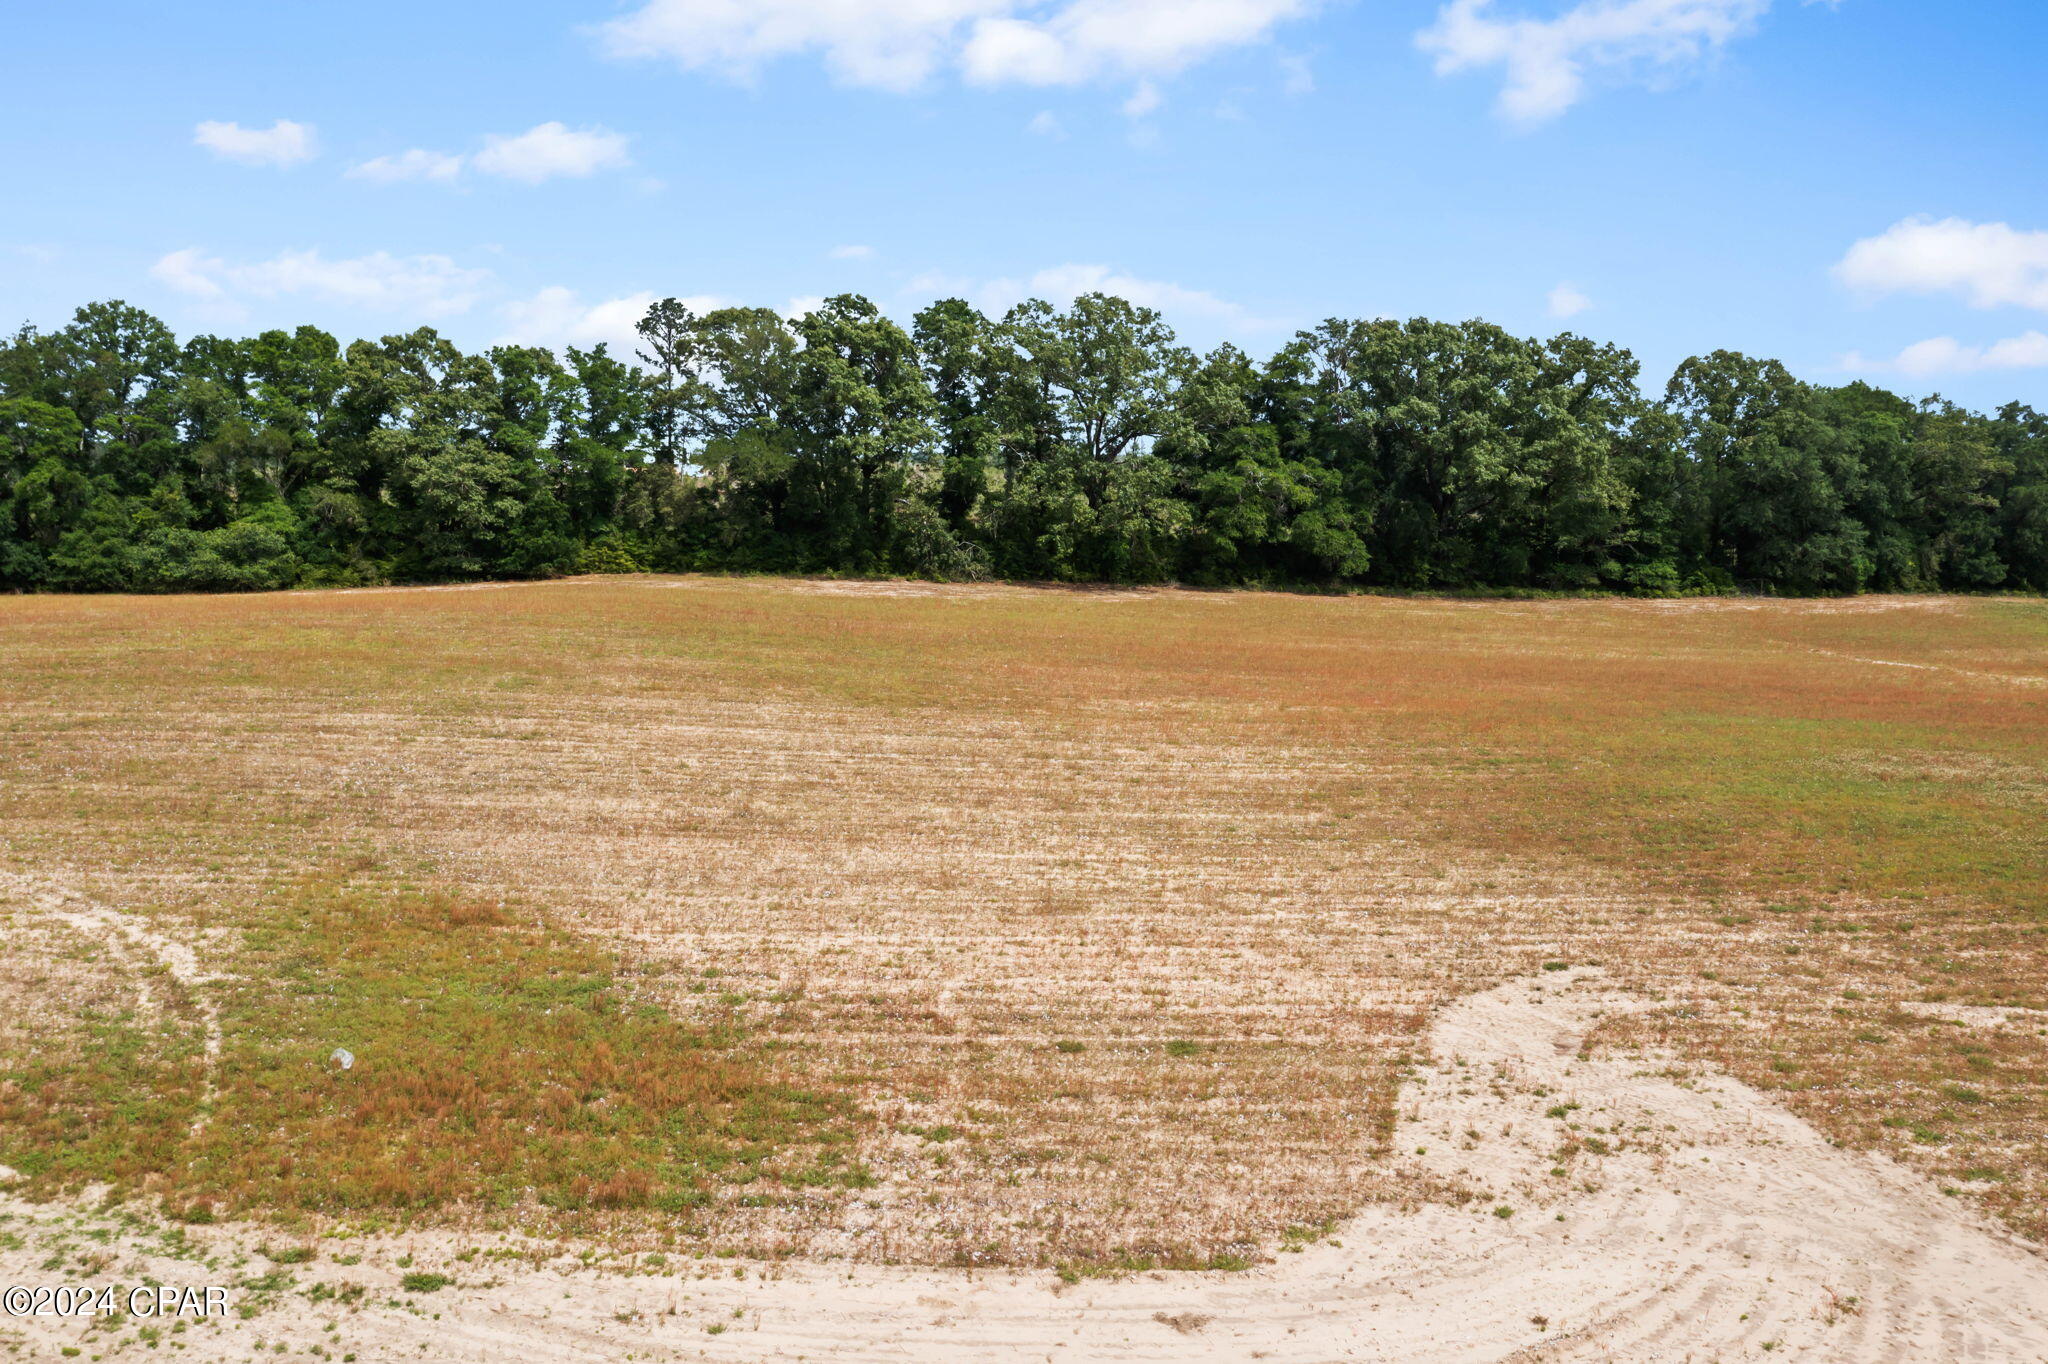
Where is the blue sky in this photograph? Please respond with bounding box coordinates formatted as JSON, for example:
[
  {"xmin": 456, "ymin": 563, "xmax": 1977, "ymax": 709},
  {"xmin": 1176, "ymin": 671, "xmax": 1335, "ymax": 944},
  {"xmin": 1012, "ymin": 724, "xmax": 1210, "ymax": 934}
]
[{"xmin": 4, "ymin": 0, "xmax": 2046, "ymax": 410}]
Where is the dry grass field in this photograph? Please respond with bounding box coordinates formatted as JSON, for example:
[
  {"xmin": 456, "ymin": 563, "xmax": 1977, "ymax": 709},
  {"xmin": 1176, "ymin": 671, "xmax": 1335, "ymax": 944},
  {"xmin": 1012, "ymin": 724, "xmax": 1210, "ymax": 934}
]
[{"xmin": 1, "ymin": 576, "xmax": 2045, "ymax": 1300}]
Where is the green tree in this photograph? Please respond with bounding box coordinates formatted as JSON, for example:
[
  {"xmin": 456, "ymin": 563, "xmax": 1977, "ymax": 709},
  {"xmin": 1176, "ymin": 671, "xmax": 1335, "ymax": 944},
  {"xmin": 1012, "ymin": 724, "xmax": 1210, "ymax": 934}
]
[
  {"xmin": 1272, "ymin": 318, "xmax": 1631, "ymax": 587},
  {"xmin": 635, "ymin": 297, "xmax": 697, "ymax": 468},
  {"xmin": 1990, "ymin": 403, "xmax": 2048, "ymax": 590},
  {"xmin": 1157, "ymin": 344, "xmax": 1367, "ymax": 583},
  {"xmin": 1665, "ymin": 352, "xmax": 1869, "ymax": 592},
  {"xmin": 4, "ymin": 289, "xmax": 2045, "ymax": 597},
  {"xmin": 555, "ymin": 343, "xmax": 645, "ymax": 544},
  {"xmin": 365, "ymin": 330, "xmax": 572, "ymax": 579},
  {"xmin": 911, "ymin": 298, "xmax": 1001, "ymax": 535},
  {"xmin": 49, "ymin": 302, "xmax": 186, "ymax": 492},
  {"xmin": 785, "ymin": 295, "xmax": 936, "ymax": 570},
  {"xmin": 1002, "ymin": 293, "xmax": 1188, "ymax": 466},
  {"xmin": 0, "ymin": 398, "xmax": 88, "ymax": 586}
]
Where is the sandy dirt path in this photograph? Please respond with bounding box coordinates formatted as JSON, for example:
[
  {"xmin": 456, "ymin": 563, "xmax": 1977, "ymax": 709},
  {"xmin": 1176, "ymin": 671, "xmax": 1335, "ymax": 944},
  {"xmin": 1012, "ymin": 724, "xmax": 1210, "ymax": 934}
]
[
  {"xmin": 40, "ymin": 889, "xmax": 226, "ymax": 1139},
  {"xmin": 6, "ymin": 967, "xmax": 2047, "ymax": 1361}
]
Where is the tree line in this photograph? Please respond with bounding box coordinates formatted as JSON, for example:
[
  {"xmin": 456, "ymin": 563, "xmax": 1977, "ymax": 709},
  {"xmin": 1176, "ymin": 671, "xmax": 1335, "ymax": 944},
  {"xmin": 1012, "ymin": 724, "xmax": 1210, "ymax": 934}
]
[{"xmin": 3, "ymin": 293, "xmax": 2045, "ymax": 595}]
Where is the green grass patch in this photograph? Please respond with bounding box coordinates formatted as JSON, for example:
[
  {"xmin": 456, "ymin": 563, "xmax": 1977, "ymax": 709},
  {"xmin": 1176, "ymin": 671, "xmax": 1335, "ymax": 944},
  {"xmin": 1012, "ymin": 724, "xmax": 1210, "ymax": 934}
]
[
  {"xmin": 0, "ymin": 995, "xmax": 205, "ymax": 1190},
  {"xmin": 1, "ymin": 878, "xmax": 863, "ymax": 1228}
]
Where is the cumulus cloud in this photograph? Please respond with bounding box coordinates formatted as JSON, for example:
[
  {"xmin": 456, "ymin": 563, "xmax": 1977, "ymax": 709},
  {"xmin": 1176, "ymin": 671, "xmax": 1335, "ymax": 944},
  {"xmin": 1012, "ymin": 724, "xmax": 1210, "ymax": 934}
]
[
  {"xmin": 346, "ymin": 148, "xmax": 466, "ymax": 183},
  {"xmin": 1835, "ymin": 216, "xmax": 2048, "ymax": 313},
  {"xmin": 597, "ymin": 0, "xmax": 1309, "ymax": 95},
  {"xmin": 193, "ymin": 119, "xmax": 317, "ymax": 167},
  {"xmin": 983, "ymin": 0, "xmax": 1311, "ymax": 86},
  {"xmin": 1027, "ymin": 109, "xmax": 1067, "ymax": 137},
  {"xmin": 150, "ymin": 247, "xmax": 491, "ymax": 317},
  {"xmin": 499, "ymin": 288, "xmax": 754, "ymax": 356},
  {"xmin": 596, "ymin": 0, "xmax": 1001, "ymax": 90},
  {"xmin": 1417, "ymin": 0, "xmax": 1770, "ymax": 125},
  {"xmin": 1842, "ymin": 332, "xmax": 2048, "ymax": 380},
  {"xmin": 473, "ymin": 123, "xmax": 631, "ymax": 184},
  {"xmin": 829, "ymin": 244, "xmax": 876, "ymax": 259},
  {"xmin": 502, "ymin": 288, "xmax": 673, "ymax": 355},
  {"xmin": 1547, "ymin": 282, "xmax": 1592, "ymax": 318}
]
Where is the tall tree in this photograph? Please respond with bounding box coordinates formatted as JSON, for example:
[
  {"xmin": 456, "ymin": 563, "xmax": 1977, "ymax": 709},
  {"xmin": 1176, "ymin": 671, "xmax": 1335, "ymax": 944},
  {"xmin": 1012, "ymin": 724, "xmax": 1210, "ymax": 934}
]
[
  {"xmin": 785, "ymin": 295, "xmax": 936, "ymax": 569},
  {"xmin": 911, "ymin": 298, "xmax": 1001, "ymax": 534},
  {"xmin": 4, "ymin": 290, "xmax": 2046, "ymax": 596},
  {"xmin": 635, "ymin": 298, "xmax": 698, "ymax": 468},
  {"xmin": 1156, "ymin": 343, "xmax": 1367, "ymax": 583},
  {"xmin": 1666, "ymin": 352, "xmax": 1869, "ymax": 592},
  {"xmin": 1990, "ymin": 403, "xmax": 2048, "ymax": 591}
]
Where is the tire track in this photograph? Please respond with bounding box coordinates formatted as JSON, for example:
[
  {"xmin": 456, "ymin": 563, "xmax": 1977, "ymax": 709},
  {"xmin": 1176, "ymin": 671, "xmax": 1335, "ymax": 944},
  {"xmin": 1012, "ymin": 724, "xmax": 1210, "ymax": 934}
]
[
  {"xmin": 7, "ymin": 967, "xmax": 2047, "ymax": 1360},
  {"xmin": 6, "ymin": 874, "xmax": 223, "ymax": 1140}
]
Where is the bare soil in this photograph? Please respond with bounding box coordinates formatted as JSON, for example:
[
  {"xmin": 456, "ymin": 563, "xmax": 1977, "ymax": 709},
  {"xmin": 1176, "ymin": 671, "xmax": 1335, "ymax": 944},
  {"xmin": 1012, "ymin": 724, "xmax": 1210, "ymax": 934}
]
[{"xmin": 6, "ymin": 968, "xmax": 2045, "ymax": 1361}]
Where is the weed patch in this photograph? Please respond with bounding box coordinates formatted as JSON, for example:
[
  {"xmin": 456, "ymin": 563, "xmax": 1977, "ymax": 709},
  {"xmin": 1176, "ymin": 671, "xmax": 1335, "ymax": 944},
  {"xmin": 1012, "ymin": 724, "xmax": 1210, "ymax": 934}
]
[{"xmin": 0, "ymin": 878, "xmax": 862, "ymax": 1230}]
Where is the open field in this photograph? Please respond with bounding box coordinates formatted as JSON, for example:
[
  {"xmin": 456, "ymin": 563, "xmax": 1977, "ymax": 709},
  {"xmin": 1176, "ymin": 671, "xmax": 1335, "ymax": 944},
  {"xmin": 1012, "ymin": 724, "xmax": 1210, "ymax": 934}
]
[{"xmin": 2, "ymin": 577, "xmax": 2046, "ymax": 1358}]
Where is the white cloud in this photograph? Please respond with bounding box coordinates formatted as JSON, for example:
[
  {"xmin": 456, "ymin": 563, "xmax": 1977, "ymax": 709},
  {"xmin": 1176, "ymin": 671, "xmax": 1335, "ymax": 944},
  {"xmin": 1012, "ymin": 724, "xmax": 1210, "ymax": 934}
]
[
  {"xmin": 1277, "ymin": 51, "xmax": 1315, "ymax": 95},
  {"xmin": 502, "ymin": 288, "xmax": 647, "ymax": 355},
  {"xmin": 1842, "ymin": 332, "xmax": 2048, "ymax": 379},
  {"xmin": 1835, "ymin": 216, "xmax": 2048, "ymax": 313},
  {"xmin": 954, "ymin": 16, "xmax": 1074, "ymax": 84},
  {"xmin": 597, "ymin": 0, "xmax": 1309, "ymax": 94},
  {"xmin": 1026, "ymin": 264, "xmax": 1265, "ymax": 321},
  {"xmin": 347, "ymin": 148, "xmax": 466, "ymax": 183},
  {"xmin": 150, "ymin": 247, "xmax": 492, "ymax": 317},
  {"xmin": 964, "ymin": 0, "xmax": 1311, "ymax": 87},
  {"xmin": 784, "ymin": 295, "xmax": 828, "ymax": 320},
  {"xmin": 1122, "ymin": 80, "xmax": 1163, "ymax": 117},
  {"xmin": 1832, "ymin": 218, "xmax": 2048, "ymax": 380},
  {"xmin": 150, "ymin": 249, "xmax": 232, "ymax": 302},
  {"xmin": 1547, "ymin": 281, "xmax": 1592, "ymax": 318},
  {"xmin": 597, "ymin": 0, "xmax": 1004, "ymax": 91},
  {"xmin": 911, "ymin": 263, "xmax": 1281, "ymax": 331},
  {"xmin": 499, "ymin": 288, "xmax": 731, "ymax": 356},
  {"xmin": 473, "ymin": 123, "xmax": 631, "ymax": 184},
  {"xmin": 829, "ymin": 243, "xmax": 875, "ymax": 259},
  {"xmin": 1417, "ymin": 0, "xmax": 1769, "ymax": 125},
  {"xmin": 1028, "ymin": 109, "xmax": 1067, "ymax": 137},
  {"xmin": 193, "ymin": 119, "xmax": 317, "ymax": 167}
]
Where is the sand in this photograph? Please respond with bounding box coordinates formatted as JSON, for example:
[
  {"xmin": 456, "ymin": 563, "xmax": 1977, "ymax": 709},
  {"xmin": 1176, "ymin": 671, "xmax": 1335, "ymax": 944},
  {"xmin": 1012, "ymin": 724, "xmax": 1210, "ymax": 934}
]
[{"xmin": 7, "ymin": 966, "xmax": 2046, "ymax": 1362}]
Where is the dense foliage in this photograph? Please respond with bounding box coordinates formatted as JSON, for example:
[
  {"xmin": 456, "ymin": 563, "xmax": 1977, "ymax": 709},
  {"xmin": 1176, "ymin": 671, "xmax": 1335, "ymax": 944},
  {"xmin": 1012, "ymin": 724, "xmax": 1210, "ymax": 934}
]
[{"xmin": 4, "ymin": 295, "xmax": 2045, "ymax": 594}]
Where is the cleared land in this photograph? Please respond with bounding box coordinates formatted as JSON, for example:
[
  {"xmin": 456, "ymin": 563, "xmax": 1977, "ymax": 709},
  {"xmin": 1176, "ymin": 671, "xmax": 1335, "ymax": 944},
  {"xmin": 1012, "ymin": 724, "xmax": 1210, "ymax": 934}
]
[{"xmin": 1, "ymin": 577, "xmax": 2045, "ymax": 1359}]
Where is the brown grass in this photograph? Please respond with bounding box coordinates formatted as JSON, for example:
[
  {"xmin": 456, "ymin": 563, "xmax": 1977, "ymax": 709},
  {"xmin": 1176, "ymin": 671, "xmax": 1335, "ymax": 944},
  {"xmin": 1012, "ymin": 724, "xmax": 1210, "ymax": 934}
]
[{"xmin": 0, "ymin": 577, "xmax": 2042, "ymax": 1261}]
